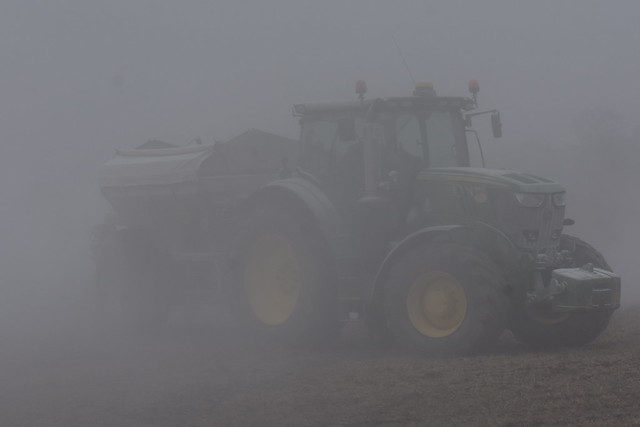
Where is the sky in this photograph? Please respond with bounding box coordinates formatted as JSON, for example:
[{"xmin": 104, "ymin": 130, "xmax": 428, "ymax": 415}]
[{"xmin": 1, "ymin": 0, "xmax": 639, "ymax": 296}]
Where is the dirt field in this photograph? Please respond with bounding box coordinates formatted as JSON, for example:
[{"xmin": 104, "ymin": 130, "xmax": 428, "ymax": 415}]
[{"xmin": 1, "ymin": 291, "xmax": 639, "ymax": 427}]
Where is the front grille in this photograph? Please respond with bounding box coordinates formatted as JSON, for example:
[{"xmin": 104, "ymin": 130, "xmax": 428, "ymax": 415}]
[{"xmin": 495, "ymin": 192, "xmax": 565, "ymax": 251}]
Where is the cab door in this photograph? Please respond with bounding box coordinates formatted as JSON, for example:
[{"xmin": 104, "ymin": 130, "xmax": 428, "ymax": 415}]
[{"xmin": 299, "ymin": 116, "xmax": 365, "ymax": 208}]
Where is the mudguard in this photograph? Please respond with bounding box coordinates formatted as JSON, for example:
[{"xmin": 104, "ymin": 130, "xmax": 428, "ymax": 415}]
[
  {"xmin": 370, "ymin": 226, "xmax": 468, "ymax": 302},
  {"xmin": 241, "ymin": 176, "xmax": 358, "ymax": 261},
  {"xmin": 368, "ymin": 222, "xmax": 519, "ymax": 305}
]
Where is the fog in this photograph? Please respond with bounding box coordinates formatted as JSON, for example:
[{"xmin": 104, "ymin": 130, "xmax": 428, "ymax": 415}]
[{"xmin": 1, "ymin": 1, "xmax": 639, "ymax": 425}]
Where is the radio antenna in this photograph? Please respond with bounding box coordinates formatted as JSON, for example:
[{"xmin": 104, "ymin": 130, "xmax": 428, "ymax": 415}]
[{"xmin": 392, "ymin": 34, "xmax": 416, "ymax": 85}]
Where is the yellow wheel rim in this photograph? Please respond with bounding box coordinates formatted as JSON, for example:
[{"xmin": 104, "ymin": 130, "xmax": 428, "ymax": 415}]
[
  {"xmin": 244, "ymin": 232, "xmax": 300, "ymax": 325},
  {"xmin": 406, "ymin": 271, "xmax": 468, "ymax": 338}
]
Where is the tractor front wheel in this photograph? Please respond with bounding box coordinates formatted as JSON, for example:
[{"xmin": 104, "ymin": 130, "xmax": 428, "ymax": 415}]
[
  {"xmin": 383, "ymin": 243, "xmax": 508, "ymax": 356},
  {"xmin": 510, "ymin": 235, "xmax": 615, "ymax": 348}
]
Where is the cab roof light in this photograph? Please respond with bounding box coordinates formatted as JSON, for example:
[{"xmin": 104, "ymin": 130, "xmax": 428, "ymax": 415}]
[
  {"xmin": 468, "ymin": 79, "xmax": 479, "ymax": 94},
  {"xmin": 468, "ymin": 80, "xmax": 479, "ymax": 106},
  {"xmin": 355, "ymin": 80, "xmax": 367, "ymax": 96},
  {"xmin": 356, "ymin": 80, "xmax": 367, "ymax": 105},
  {"xmin": 292, "ymin": 104, "xmax": 306, "ymax": 116},
  {"xmin": 413, "ymin": 81, "xmax": 436, "ymax": 97}
]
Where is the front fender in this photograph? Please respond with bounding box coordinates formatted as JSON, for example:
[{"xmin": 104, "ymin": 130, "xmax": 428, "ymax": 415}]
[
  {"xmin": 369, "ymin": 225, "xmax": 472, "ymax": 304},
  {"xmin": 367, "ymin": 223, "xmax": 521, "ymax": 315},
  {"xmin": 367, "ymin": 221, "xmax": 520, "ymax": 310}
]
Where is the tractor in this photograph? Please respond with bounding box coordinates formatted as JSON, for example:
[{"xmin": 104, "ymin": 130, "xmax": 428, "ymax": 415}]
[{"xmin": 92, "ymin": 80, "xmax": 620, "ymax": 355}]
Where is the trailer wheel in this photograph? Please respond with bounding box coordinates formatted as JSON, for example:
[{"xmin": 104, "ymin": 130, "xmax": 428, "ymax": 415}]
[
  {"xmin": 510, "ymin": 235, "xmax": 615, "ymax": 348},
  {"xmin": 383, "ymin": 243, "xmax": 508, "ymax": 356},
  {"xmin": 226, "ymin": 206, "xmax": 338, "ymax": 347},
  {"xmin": 92, "ymin": 228, "xmax": 171, "ymax": 335}
]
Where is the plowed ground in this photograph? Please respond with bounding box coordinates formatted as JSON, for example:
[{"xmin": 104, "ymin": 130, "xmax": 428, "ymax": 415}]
[{"xmin": 1, "ymin": 293, "xmax": 639, "ymax": 427}]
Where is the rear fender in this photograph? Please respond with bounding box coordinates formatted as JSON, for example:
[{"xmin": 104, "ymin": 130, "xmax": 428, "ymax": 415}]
[{"xmin": 239, "ymin": 177, "xmax": 357, "ymax": 261}]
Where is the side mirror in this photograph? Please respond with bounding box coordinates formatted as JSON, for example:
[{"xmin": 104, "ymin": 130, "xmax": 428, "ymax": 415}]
[{"xmin": 491, "ymin": 113, "xmax": 502, "ymax": 138}]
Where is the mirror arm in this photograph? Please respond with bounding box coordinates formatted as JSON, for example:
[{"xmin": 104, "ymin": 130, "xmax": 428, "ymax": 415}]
[
  {"xmin": 465, "ymin": 109, "xmax": 499, "ymax": 120},
  {"xmin": 466, "ymin": 129, "xmax": 485, "ymax": 168}
]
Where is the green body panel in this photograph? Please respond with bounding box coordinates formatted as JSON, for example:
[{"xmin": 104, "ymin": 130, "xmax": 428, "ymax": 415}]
[
  {"xmin": 411, "ymin": 167, "xmax": 566, "ymax": 251},
  {"xmin": 418, "ymin": 167, "xmax": 565, "ymax": 194}
]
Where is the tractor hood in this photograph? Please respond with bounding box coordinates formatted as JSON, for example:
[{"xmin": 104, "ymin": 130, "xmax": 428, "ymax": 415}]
[{"xmin": 417, "ymin": 167, "xmax": 565, "ymax": 194}]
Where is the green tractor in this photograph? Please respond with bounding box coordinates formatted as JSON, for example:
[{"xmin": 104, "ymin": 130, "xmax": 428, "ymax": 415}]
[{"xmin": 93, "ymin": 80, "xmax": 620, "ymax": 355}]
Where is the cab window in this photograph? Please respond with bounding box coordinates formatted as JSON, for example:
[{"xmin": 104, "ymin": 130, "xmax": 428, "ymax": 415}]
[
  {"xmin": 395, "ymin": 114, "xmax": 423, "ymax": 160},
  {"xmin": 425, "ymin": 110, "xmax": 459, "ymax": 168},
  {"xmin": 300, "ymin": 117, "xmax": 363, "ymax": 182}
]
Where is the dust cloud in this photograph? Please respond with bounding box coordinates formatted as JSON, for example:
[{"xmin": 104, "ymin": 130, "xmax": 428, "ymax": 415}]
[{"xmin": 0, "ymin": 1, "xmax": 639, "ymax": 425}]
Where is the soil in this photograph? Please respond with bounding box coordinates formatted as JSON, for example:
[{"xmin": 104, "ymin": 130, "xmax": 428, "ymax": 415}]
[{"xmin": 1, "ymin": 292, "xmax": 639, "ymax": 427}]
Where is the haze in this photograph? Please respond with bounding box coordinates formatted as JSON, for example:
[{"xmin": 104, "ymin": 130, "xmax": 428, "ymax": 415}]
[{"xmin": 1, "ymin": 1, "xmax": 639, "ymax": 425}]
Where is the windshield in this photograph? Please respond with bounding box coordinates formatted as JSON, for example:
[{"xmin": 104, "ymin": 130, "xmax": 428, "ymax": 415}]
[
  {"xmin": 424, "ymin": 110, "xmax": 459, "ymax": 167},
  {"xmin": 300, "ymin": 108, "xmax": 467, "ymax": 178},
  {"xmin": 386, "ymin": 109, "xmax": 464, "ymax": 168}
]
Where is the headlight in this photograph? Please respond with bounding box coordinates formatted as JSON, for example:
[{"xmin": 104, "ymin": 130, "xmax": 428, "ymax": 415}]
[
  {"xmin": 515, "ymin": 193, "xmax": 545, "ymax": 208},
  {"xmin": 552, "ymin": 192, "xmax": 566, "ymax": 207}
]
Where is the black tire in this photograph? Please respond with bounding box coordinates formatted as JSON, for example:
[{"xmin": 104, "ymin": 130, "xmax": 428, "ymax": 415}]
[
  {"xmin": 363, "ymin": 302, "xmax": 395, "ymax": 347},
  {"xmin": 224, "ymin": 206, "xmax": 339, "ymax": 347},
  {"xmin": 510, "ymin": 235, "xmax": 615, "ymax": 348},
  {"xmin": 383, "ymin": 243, "xmax": 508, "ymax": 356},
  {"xmin": 560, "ymin": 234, "xmax": 611, "ymax": 271},
  {"xmin": 92, "ymin": 228, "xmax": 172, "ymax": 335}
]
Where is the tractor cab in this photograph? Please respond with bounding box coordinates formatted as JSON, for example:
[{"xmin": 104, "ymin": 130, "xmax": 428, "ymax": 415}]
[
  {"xmin": 293, "ymin": 82, "xmax": 475, "ymax": 209},
  {"xmin": 293, "ymin": 81, "xmax": 484, "ymax": 241}
]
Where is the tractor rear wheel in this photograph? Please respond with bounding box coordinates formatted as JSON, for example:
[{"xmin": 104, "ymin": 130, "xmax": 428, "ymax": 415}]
[
  {"xmin": 225, "ymin": 206, "xmax": 339, "ymax": 347},
  {"xmin": 510, "ymin": 235, "xmax": 615, "ymax": 348},
  {"xmin": 383, "ymin": 243, "xmax": 508, "ymax": 356}
]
